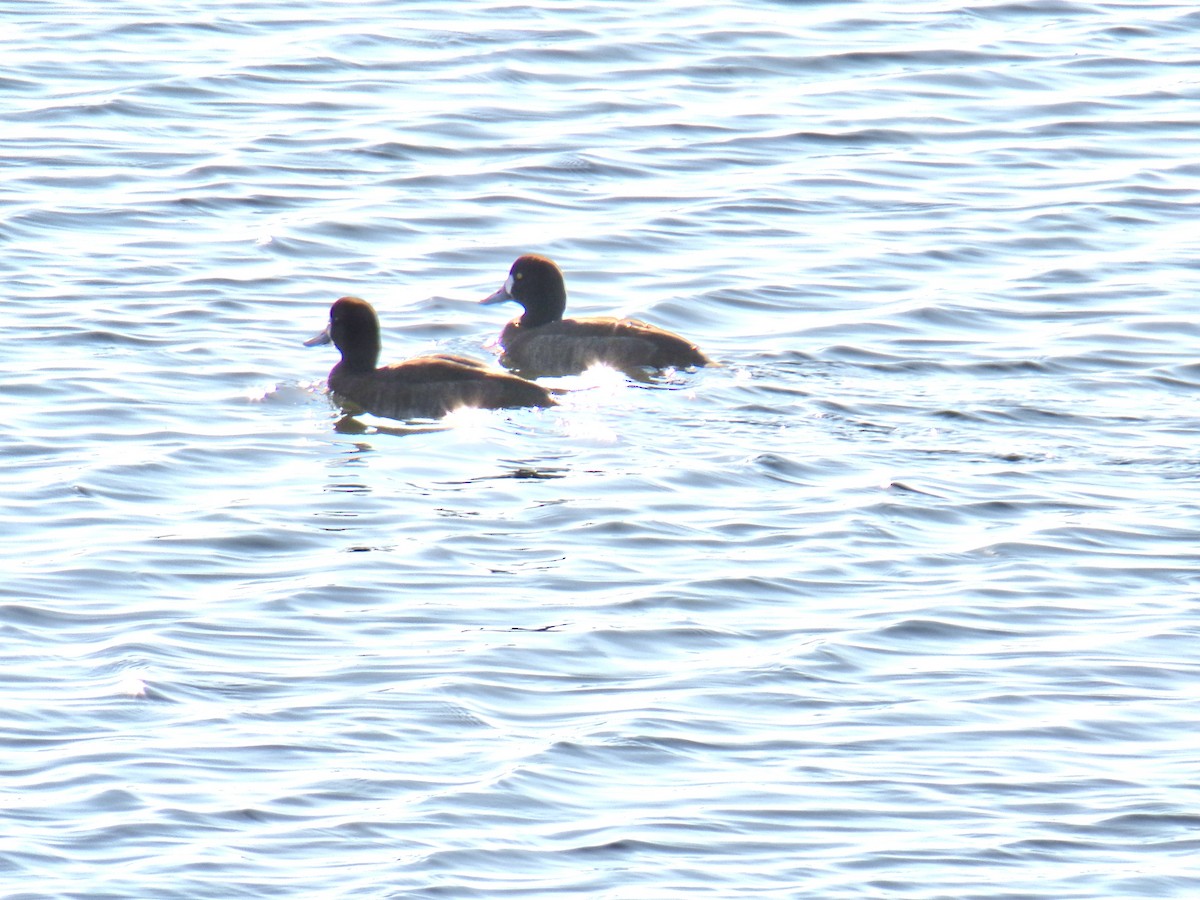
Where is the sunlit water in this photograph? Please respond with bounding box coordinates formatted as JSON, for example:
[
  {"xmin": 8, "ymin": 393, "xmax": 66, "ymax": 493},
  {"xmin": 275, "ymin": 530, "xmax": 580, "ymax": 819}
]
[{"xmin": 4, "ymin": 1, "xmax": 1200, "ymax": 897}]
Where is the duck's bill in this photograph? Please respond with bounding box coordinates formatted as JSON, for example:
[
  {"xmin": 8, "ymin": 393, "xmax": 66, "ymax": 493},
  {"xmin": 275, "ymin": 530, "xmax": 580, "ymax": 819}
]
[
  {"xmin": 304, "ymin": 325, "xmax": 332, "ymax": 346},
  {"xmin": 480, "ymin": 286, "xmax": 512, "ymax": 305}
]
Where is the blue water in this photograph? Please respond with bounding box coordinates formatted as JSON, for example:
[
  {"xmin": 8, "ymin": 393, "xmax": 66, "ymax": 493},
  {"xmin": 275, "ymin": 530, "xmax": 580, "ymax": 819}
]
[{"xmin": 4, "ymin": 1, "xmax": 1200, "ymax": 897}]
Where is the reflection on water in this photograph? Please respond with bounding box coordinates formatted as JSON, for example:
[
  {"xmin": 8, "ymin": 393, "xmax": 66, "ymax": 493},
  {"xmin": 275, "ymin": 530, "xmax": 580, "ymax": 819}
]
[{"xmin": 331, "ymin": 413, "xmax": 452, "ymax": 437}]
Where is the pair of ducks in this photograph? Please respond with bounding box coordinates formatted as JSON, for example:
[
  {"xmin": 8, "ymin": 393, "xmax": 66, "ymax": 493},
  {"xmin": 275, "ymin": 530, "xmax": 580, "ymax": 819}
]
[{"xmin": 306, "ymin": 255, "xmax": 711, "ymax": 421}]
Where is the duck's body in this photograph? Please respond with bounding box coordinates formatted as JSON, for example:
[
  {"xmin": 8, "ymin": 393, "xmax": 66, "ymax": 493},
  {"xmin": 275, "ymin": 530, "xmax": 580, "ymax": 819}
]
[
  {"xmin": 481, "ymin": 255, "xmax": 711, "ymax": 377},
  {"xmin": 306, "ymin": 296, "xmax": 556, "ymax": 420},
  {"xmin": 493, "ymin": 315, "xmax": 709, "ymax": 376}
]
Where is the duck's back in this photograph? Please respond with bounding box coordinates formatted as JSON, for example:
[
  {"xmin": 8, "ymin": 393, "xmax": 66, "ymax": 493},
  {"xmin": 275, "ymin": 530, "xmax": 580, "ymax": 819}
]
[
  {"xmin": 501, "ymin": 317, "xmax": 710, "ymax": 376},
  {"xmin": 330, "ymin": 354, "xmax": 555, "ymax": 419}
]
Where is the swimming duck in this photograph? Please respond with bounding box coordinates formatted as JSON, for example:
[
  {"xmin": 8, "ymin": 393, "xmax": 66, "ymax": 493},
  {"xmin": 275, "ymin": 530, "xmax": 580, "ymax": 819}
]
[
  {"xmin": 480, "ymin": 254, "xmax": 711, "ymax": 376},
  {"xmin": 305, "ymin": 296, "xmax": 557, "ymax": 420}
]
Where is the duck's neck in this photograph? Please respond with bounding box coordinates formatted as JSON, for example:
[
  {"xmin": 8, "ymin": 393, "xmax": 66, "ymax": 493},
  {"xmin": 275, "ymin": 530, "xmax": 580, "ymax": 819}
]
[
  {"xmin": 520, "ymin": 291, "xmax": 567, "ymax": 329},
  {"xmin": 340, "ymin": 339, "xmax": 379, "ymax": 372}
]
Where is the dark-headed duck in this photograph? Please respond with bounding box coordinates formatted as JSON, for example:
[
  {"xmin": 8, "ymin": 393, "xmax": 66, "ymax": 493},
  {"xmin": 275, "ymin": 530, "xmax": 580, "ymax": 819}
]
[
  {"xmin": 480, "ymin": 254, "xmax": 711, "ymax": 376},
  {"xmin": 306, "ymin": 296, "xmax": 556, "ymax": 420}
]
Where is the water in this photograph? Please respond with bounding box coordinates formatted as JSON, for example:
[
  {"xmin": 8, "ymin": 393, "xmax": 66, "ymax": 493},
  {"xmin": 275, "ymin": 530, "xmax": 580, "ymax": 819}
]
[{"xmin": 4, "ymin": 1, "xmax": 1200, "ymax": 896}]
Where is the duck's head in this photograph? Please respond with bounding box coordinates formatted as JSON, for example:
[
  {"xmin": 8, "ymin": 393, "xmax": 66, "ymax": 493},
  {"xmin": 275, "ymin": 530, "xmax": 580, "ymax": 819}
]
[
  {"xmin": 481, "ymin": 254, "xmax": 568, "ymax": 328},
  {"xmin": 305, "ymin": 296, "xmax": 380, "ymax": 371}
]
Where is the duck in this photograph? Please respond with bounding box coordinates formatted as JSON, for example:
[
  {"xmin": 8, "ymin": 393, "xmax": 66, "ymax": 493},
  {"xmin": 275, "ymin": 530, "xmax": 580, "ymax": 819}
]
[
  {"xmin": 305, "ymin": 296, "xmax": 557, "ymax": 420},
  {"xmin": 480, "ymin": 254, "xmax": 711, "ymax": 376}
]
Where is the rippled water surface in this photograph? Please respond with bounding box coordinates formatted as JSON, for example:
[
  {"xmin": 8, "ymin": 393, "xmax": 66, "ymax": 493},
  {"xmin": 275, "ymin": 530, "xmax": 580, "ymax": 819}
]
[{"xmin": 4, "ymin": 1, "xmax": 1200, "ymax": 897}]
